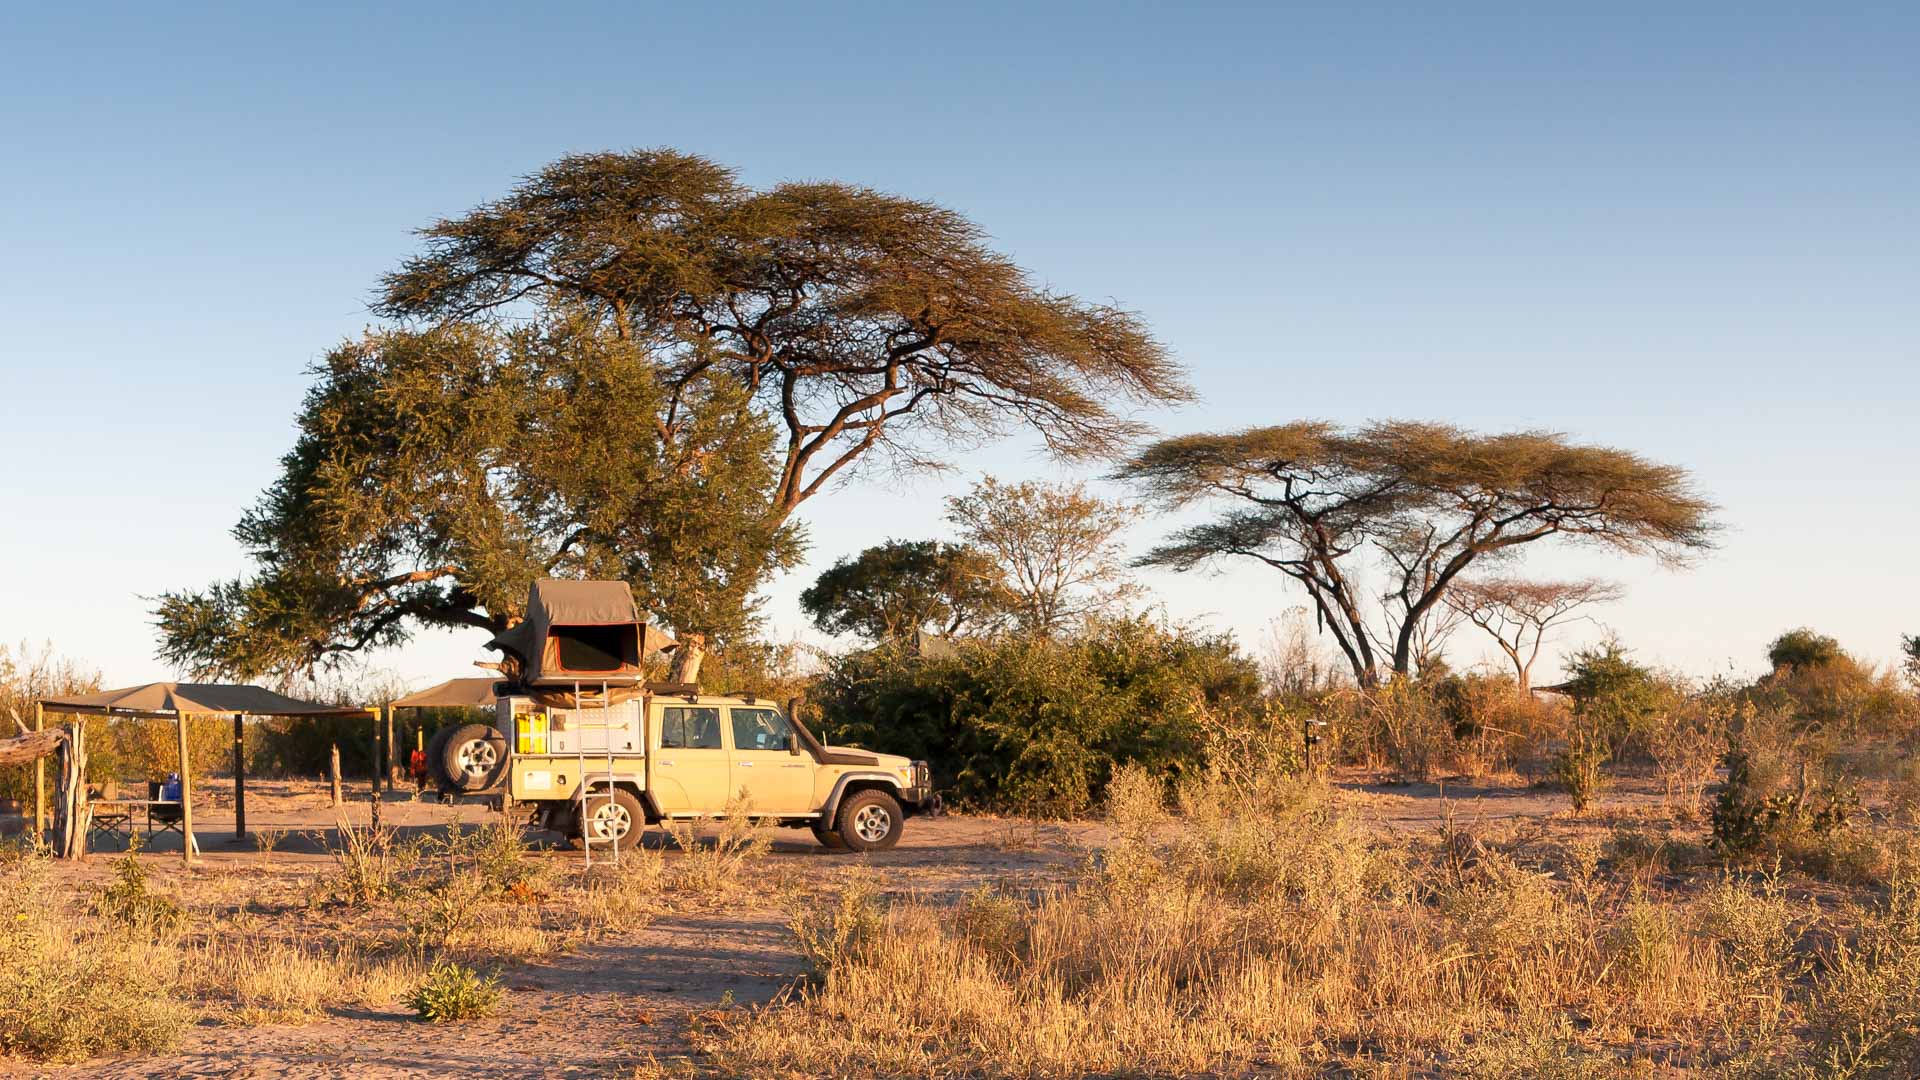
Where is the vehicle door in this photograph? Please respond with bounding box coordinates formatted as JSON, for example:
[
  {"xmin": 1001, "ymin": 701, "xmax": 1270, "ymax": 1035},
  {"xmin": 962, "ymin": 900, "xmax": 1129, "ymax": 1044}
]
[
  {"xmin": 726, "ymin": 706, "xmax": 815, "ymax": 815},
  {"xmin": 649, "ymin": 704, "xmax": 730, "ymax": 814}
]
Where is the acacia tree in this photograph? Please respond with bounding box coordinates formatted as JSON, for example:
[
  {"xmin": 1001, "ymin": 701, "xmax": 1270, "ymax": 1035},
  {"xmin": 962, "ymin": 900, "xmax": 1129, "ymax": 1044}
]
[
  {"xmin": 1116, "ymin": 421, "xmax": 1716, "ymax": 687},
  {"xmin": 153, "ymin": 320, "xmax": 802, "ymax": 679},
  {"xmin": 799, "ymin": 540, "xmax": 1008, "ymax": 644},
  {"xmin": 945, "ymin": 477, "xmax": 1138, "ymax": 638},
  {"xmin": 377, "ymin": 150, "xmax": 1191, "ymax": 522},
  {"xmin": 1445, "ymin": 576, "xmax": 1626, "ymax": 693},
  {"xmin": 1904, "ymin": 634, "xmax": 1920, "ymax": 689}
]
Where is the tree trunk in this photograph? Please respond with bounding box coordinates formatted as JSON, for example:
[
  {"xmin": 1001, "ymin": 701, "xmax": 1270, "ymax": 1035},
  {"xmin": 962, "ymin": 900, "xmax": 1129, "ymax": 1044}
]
[{"xmin": 669, "ymin": 632, "xmax": 708, "ymax": 685}]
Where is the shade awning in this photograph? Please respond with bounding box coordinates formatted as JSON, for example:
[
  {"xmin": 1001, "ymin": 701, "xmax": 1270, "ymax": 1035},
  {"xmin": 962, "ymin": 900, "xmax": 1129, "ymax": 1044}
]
[
  {"xmin": 391, "ymin": 678, "xmax": 499, "ymax": 709},
  {"xmin": 39, "ymin": 682, "xmax": 375, "ymax": 719}
]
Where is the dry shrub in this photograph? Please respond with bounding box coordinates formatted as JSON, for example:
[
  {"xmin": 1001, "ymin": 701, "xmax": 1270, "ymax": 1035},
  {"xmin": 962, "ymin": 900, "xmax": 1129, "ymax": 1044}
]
[
  {"xmin": 0, "ymin": 855, "xmax": 189, "ymax": 1062},
  {"xmin": 574, "ymin": 846, "xmax": 666, "ymax": 934},
  {"xmin": 699, "ymin": 756, "xmax": 1920, "ymax": 1077},
  {"xmin": 319, "ymin": 814, "xmax": 406, "ymax": 906},
  {"xmin": 663, "ymin": 800, "xmax": 773, "ymax": 898},
  {"xmin": 1645, "ymin": 692, "xmax": 1733, "ymax": 814}
]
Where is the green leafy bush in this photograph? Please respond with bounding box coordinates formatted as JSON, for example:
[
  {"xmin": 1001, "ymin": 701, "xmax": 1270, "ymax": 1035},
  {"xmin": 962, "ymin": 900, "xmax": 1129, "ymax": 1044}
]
[
  {"xmin": 812, "ymin": 615, "xmax": 1263, "ymax": 814},
  {"xmin": 406, "ymin": 962, "xmax": 501, "ymax": 1022}
]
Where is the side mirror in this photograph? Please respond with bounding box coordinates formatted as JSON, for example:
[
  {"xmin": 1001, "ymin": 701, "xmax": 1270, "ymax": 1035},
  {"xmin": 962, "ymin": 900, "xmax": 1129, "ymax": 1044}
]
[{"xmin": 788, "ymin": 732, "xmax": 801, "ymax": 755}]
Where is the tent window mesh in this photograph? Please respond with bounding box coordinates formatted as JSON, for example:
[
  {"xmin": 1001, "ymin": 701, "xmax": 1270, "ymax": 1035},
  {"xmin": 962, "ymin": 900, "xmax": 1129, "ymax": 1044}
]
[{"xmin": 551, "ymin": 624, "xmax": 635, "ymax": 672}]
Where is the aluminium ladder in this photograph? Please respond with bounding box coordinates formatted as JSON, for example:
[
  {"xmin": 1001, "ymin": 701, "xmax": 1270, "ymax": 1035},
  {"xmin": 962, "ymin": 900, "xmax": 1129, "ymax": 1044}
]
[{"xmin": 571, "ymin": 680, "xmax": 623, "ymax": 868}]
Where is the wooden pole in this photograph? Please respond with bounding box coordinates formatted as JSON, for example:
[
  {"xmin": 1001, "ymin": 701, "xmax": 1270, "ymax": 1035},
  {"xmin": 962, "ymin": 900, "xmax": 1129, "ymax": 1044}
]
[
  {"xmin": 329, "ymin": 744, "xmax": 342, "ymax": 807},
  {"xmin": 33, "ymin": 701, "xmax": 45, "ymax": 840},
  {"xmin": 232, "ymin": 712, "xmax": 247, "ymax": 843},
  {"xmin": 66, "ymin": 722, "xmax": 88, "ymax": 860},
  {"xmin": 177, "ymin": 711, "xmax": 197, "ymax": 865},
  {"xmin": 385, "ymin": 703, "xmax": 398, "ymax": 784},
  {"xmin": 369, "ymin": 708, "xmax": 382, "ymax": 836}
]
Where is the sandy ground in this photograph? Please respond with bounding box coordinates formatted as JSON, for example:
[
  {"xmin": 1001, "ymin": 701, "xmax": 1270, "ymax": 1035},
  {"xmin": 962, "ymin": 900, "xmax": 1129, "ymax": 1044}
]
[{"xmin": 3, "ymin": 773, "xmax": 1679, "ymax": 1079}]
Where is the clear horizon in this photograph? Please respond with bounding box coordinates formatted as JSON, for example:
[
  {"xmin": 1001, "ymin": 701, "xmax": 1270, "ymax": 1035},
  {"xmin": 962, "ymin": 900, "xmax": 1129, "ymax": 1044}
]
[{"xmin": 2, "ymin": 4, "xmax": 1914, "ymax": 691}]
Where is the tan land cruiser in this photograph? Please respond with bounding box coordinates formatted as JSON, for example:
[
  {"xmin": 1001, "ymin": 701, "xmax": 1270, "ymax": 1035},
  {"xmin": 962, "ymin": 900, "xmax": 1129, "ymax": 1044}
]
[{"xmin": 426, "ymin": 580, "xmax": 939, "ymax": 851}]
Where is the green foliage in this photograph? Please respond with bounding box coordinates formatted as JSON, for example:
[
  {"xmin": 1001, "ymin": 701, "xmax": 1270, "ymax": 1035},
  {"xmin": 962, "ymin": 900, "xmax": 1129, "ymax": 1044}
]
[
  {"xmin": 1556, "ymin": 640, "xmax": 1673, "ymax": 751},
  {"xmin": 405, "ymin": 962, "xmax": 501, "ymax": 1022},
  {"xmin": 155, "ymin": 318, "xmax": 802, "ymax": 678},
  {"xmin": 800, "ymin": 540, "xmax": 1008, "ymax": 643},
  {"xmin": 376, "ymin": 149, "xmax": 1189, "ymax": 524},
  {"xmin": 1768, "ymin": 627, "xmax": 1844, "ymax": 671},
  {"xmin": 1903, "ymin": 634, "xmax": 1920, "ymax": 689},
  {"xmin": 812, "ymin": 615, "xmax": 1263, "ymax": 814}
]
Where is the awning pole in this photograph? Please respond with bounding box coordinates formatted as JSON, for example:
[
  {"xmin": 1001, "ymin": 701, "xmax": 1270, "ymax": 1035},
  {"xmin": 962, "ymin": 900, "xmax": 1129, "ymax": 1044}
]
[
  {"xmin": 369, "ymin": 706, "xmax": 382, "ymax": 836},
  {"xmin": 177, "ymin": 711, "xmax": 197, "ymax": 865},
  {"xmin": 233, "ymin": 712, "xmax": 247, "ymax": 843}
]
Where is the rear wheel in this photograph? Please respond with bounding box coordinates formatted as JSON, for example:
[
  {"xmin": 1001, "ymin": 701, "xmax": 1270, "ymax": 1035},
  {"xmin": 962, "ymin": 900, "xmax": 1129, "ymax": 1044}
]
[
  {"xmin": 438, "ymin": 723, "xmax": 507, "ymax": 792},
  {"xmin": 835, "ymin": 789, "xmax": 903, "ymax": 852},
  {"xmin": 577, "ymin": 788, "xmax": 645, "ymax": 850}
]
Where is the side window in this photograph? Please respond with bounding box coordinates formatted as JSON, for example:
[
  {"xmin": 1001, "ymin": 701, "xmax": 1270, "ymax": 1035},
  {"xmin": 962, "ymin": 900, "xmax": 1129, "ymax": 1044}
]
[
  {"xmin": 729, "ymin": 708, "xmax": 793, "ymax": 752},
  {"xmin": 660, "ymin": 706, "xmax": 722, "ymax": 750}
]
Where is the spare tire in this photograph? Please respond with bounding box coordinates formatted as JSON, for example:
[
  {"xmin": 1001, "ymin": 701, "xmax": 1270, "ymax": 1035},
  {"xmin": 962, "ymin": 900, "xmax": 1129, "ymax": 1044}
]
[{"xmin": 438, "ymin": 723, "xmax": 508, "ymax": 793}]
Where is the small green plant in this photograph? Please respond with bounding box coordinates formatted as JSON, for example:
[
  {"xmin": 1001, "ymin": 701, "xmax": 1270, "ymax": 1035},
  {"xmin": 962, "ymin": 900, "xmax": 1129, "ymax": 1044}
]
[
  {"xmin": 406, "ymin": 961, "xmax": 501, "ymax": 1022},
  {"xmin": 98, "ymin": 843, "xmax": 181, "ymax": 933}
]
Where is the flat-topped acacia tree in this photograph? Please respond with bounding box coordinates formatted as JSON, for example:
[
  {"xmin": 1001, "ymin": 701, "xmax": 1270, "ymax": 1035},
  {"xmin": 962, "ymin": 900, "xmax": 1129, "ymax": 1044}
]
[
  {"xmin": 158, "ymin": 151, "xmax": 1187, "ymax": 681},
  {"xmin": 378, "ymin": 149, "xmax": 1191, "ymax": 522},
  {"xmin": 1115, "ymin": 421, "xmax": 1718, "ymax": 687}
]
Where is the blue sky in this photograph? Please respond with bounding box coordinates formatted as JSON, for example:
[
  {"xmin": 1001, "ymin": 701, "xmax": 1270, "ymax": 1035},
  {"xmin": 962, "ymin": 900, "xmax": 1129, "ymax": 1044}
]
[{"xmin": 1, "ymin": 4, "xmax": 1914, "ymax": 688}]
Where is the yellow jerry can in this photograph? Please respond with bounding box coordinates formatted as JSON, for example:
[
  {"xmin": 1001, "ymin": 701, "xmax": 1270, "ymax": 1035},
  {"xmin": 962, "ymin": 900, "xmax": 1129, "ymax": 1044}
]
[{"xmin": 515, "ymin": 711, "xmax": 549, "ymax": 754}]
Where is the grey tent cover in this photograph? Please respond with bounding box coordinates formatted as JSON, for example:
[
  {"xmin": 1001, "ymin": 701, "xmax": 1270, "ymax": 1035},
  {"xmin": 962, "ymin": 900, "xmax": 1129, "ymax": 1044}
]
[
  {"xmin": 39, "ymin": 683, "xmax": 372, "ymax": 718},
  {"xmin": 391, "ymin": 678, "xmax": 500, "ymax": 709},
  {"xmin": 486, "ymin": 579, "xmax": 648, "ymax": 686}
]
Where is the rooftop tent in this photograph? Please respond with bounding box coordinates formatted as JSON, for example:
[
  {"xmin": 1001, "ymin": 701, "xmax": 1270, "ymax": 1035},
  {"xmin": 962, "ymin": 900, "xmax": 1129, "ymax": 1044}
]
[{"xmin": 487, "ymin": 579, "xmax": 650, "ymax": 686}]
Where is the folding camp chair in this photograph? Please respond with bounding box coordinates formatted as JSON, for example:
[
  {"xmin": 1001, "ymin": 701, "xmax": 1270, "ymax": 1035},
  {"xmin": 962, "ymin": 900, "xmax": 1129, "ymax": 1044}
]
[
  {"xmin": 147, "ymin": 780, "xmax": 185, "ymax": 841},
  {"xmin": 87, "ymin": 799, "xmax": 135, "ymax": 850}
]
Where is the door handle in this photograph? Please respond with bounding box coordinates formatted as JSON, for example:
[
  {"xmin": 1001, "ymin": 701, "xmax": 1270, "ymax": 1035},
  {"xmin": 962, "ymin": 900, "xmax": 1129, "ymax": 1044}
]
[
  {"xmin": 737, "ymin": 761, "xmax": 755, "ymax": 768},
  {"xmin": 659, "ymin": 760, "xmax": 675, "ymax": 766}
]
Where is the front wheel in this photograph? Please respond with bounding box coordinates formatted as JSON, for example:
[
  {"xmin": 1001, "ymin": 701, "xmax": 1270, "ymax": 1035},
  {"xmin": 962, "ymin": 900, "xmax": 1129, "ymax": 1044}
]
[{"xmin": 835, "ymin": 790, "xmax": 903, "ymax": 852}]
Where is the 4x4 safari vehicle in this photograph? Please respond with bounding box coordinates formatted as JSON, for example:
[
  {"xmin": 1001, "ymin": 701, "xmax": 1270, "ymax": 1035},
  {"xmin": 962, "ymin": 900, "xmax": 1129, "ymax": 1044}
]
[{"xmin": 427, "ymin": 580, "xmax": 939, "ymax": 851}]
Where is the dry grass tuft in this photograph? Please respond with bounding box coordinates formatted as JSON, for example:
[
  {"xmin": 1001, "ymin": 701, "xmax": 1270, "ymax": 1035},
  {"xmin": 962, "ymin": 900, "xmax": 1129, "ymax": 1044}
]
[
  {"xmin": 696, "ymin": 763, "xmax": 1920, "ymax": 1078},
  {"xmin": 0, "ymin": 854, "xmax": 189, "ymax": 1062}
]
